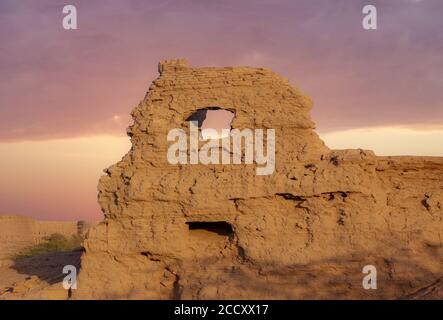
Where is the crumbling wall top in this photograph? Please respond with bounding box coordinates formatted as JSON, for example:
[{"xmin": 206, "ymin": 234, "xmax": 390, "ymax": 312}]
[{"xmin": 158, "ymin": 58, "xmax": 189, "ymax": 74}]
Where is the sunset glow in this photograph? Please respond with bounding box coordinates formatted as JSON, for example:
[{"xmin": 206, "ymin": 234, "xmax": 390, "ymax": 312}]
[{"xmin": 0, "ymin": 0, "xmax": 442, "ymax": 220}]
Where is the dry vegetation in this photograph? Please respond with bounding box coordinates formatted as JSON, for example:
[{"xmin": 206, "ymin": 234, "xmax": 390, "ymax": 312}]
[{"xmin": 14, "ymin": 233, "xmax": 82, "ymax": 259}]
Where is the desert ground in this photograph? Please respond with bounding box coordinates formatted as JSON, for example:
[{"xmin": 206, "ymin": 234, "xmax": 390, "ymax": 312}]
[{"xmin": 0, "ymin": 215, "xmax": 90, "ymax": 299}]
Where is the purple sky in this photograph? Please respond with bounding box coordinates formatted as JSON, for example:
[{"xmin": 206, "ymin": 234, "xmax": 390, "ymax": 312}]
[
  {"xmin": 1, "ymin": 0, "xmax": 442, "ymax": 141},
  {"xmin": 0, "ymin": 0, "xmax": 443, "ymax": 221}
]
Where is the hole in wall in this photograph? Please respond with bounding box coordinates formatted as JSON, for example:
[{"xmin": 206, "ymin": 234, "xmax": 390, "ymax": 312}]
[
  {"xmin": 186, "ymin": 221, "xmax": 233, "ymax": 237},
  {"xmin": 186, "ymin": 107, "xmax": 235, "ymax": 139}
]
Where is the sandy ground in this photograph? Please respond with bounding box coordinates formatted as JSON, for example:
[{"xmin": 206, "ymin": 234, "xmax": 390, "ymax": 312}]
[
  {"xmin": 0, "ymin": 250, "xmax": 82, "ymax": 299},
  {"xmin": 0, "ymin": 264, "xmax": 29, "ymax": 289}
]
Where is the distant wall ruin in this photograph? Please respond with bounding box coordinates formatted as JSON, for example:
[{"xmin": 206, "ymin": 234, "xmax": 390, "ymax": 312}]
[{"xmin": 0, "ymin": 215, "xmax": 91, "ymax": 262}]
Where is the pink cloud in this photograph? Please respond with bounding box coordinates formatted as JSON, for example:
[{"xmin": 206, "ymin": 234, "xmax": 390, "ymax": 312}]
[{"xmin": 0, "ymin": 0, "xmax": 442, "ymax": 141}]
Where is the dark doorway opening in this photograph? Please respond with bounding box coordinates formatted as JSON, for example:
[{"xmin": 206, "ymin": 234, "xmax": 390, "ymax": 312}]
[{"xmin": 186, "ymin": 221, "xmax": 233, "ymax": 236}]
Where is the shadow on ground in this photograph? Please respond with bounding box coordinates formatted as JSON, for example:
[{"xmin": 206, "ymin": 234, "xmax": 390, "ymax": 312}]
[{"xmin": 12, "ymin": 249, "xmax": 83, "ymax": 285}]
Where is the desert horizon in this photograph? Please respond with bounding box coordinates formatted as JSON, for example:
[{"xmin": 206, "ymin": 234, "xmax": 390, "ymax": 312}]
[{"xmin": 2, "ymin": 112, "xmax": 443, "ymax": 222}]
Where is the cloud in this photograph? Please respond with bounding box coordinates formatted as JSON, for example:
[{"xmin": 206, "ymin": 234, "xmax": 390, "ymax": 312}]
[
  {"xmin": 0, "ymin": 0, "xmax": 442, "ymax": 141},
  {"xmin": 320, "ymin": 125, "xmax": 443, "ymax": 156}
]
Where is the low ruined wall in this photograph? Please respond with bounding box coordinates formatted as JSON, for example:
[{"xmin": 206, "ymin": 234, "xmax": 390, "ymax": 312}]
[
  {"xmin": 32, "ymin": 221, "xmax": 78, "ymax": 243},
  {"xmin": 0, "ymin": 216, "xmax": 35, "ymax": 261},
  {"xmin": 0, "ymin": 215, "xmax": 87, "ymax": 262}
]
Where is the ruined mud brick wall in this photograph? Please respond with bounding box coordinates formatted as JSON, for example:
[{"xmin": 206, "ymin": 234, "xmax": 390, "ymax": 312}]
[
  {"xmin": 0, "ymin": 216, "xmax": 36, "ymax": 261},
  {"xmin": 33, "ymin": 221, "xmax": 79, "ymax": 241},
  {"xmin": 0, "ymin": 215, "xmax": 86, "ymax": 262},
  {"xmin": 75, "ymin": 59, "xmax": 443, "ymax": 299}
]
